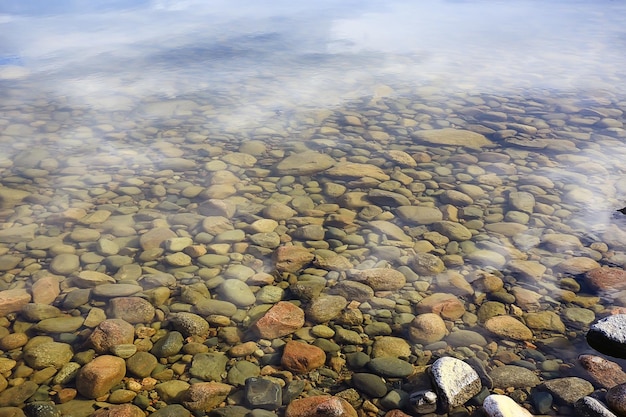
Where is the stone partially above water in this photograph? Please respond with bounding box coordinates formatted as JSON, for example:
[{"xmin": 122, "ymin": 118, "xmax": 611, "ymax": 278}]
[
  {"xmin": 587, "ymin": 314, "xmax": 626, "ymax": 358},
  {"xmin": 429, "ymin": 356, "xmax": 482, "ymax": 410},
  {"xmin": 483, "ymin": 394, "xmax": 533, "ymax": 417}
]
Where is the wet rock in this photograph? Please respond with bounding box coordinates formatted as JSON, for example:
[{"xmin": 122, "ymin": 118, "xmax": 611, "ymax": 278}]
[
  {"xmin": 244, "ymin": 377, "xmax": 282, "ymax": 410},
  {"xmin": 190, "ymin": 352, "xmax": 228, "ymax": 381},
  {"xmin": 508, "ymin": 260, "xmax": 546, "ymax": 282},
  {"xmin": 542, "ymin": 377, "xmax": 594, "ymax": 404},
  {"xmin": 150, "ymin": 404, "xmax": 191, "ymax": 417},
  {"xmin": 409, "ymin": 313, "xmax": 448, "ymax": 344},
  {"xmin": 326, "ymin": 162, "xmax": 390, "ymax": 181},
  {"xmin": 49, "ymin": 253, "xmax": 80, "ymax": 275},
  {"xmin": 90, "ymin": 404, "xmax": 145, "ymax": 417},
  {"xmin": 108, "ymin": 297, "xmax": 155, "ymax": 324},
  {"xmin": 368, "ymin": 357, "xmax": 413, "ymax": 378},
  {"xmin": 285, "ymin": 396, "xmax": 357, "ymax": 417},
  {"xmin": 218, "ymin": 279, "xmax": 256, "ymax": 306},
  {"xmin": 254, "ymin": 301, "xmax": 305, "ymax": 339},
  {"xmin": 182, "ymin": 381, "xmax": 232, "ymax": 412},
  {"xmin": 273, "ymin": 246, "xmax": 314, "ymax": 273},
  {"xmin": 88, "ymin": 319, "xmax": 135, "ymax": 354},
  {"xmin": 275, "ymin": 151, "xmax": 335, "ymax": 175},
  {"xmin": 445, "ymin": 330, "xmax": 487, "ymax": 347},
  {"xmin": 352, "ymin": 373, "xmax": 388, "ymax": 397},
  {"xmin": 0, "ymin": 381, "xmax": 38, "ymax": 407},
  {"xmin": 281, "ymin": 341, "xmax": 326, "ymax": 373},
  {"xmin": 151, "ymin": 331, "xmax": 184, "ymax": 358},
  {"xmin": 330, "ymin": 281, "xmax": 374, "ymax": 302},
  {"xmin": 91, "ymin": 283, "xmax": 143, "ymax": 298},
  {"xmin": 306, "ymin": 294, "xmax": 348, "ymax": 323},
  {"xmin": 429, "ymin": 356, "xmax": 482, "ymax": 410},
  {"xmin": 371, "ymin": 336, "xmax": 411, "ymax": 359},
  {"xmin": 412, "ymin": 128, "xmax": 494, "ymax": 149},
  {"xmin": 155, "ymin": 380, "xmax": 191, "ymax": 403},
  {"xmin": 523, "ymin": 311, "xmax": 566, "ymax": 333},
  {"xmin": 585, "ymin": 267, "xmax": 626, "ymax": 291},
  {"xmin": 34, "ymin": 316, "xmax": 84, "ymax": 333},
  {"xmin": 76, "ymin": 355, "xmax": 126, "ymax": 399},
  {"xmin": 0, "ymin": 288, "xmax": 31, "ymax": 316},
  {"xmin": 466, "ymin": 250, "xmax": 507, "ymax": 269},
  {"xmin": 489, "ymin": 365, "xmax": 540, "ymax": 388},
  {"xmin": 397, "ymin": 206, "xmax": 443, "ymax": 225},
  {"xmin": 23, "ymin": 341, "xmax": 73, "ymax": 369},
  {"xmin": 409, "ymin": 253, "xmax": 445, "ymax": 275},
  {"xmin": 555, "ymin": 257, "xmax": 601, "ymax": 275},
  {"xmin": 579, "ymin": 354, "xmax": 626, "ymax": 389},
  {"xmin": 484, "ymin": 315, "xmax": 534, "ymax": 341},
  {"xmin": 169, "ymin": 312, "xmax": 210, "ymax": 338},
  {"xmin": 368, "ymin": 220, "xmax": 412, "ymax": 242},
  {"xmin": 126, "ymin": 351, "xmax": 158, "ymax": 378},
  {"xmin": 416, "ymin": 293, "xmax": 465, "ymax": 320},
  {"xmin": 347, "ymin": 268, "xmax": 406, "ymax": 291},
  {"xmin": 482, "ymin": 394, "xmax": 533, "ymax": 417},
  {"xmin": 31, "ymin": 275, "xmax": 60, "ymax": 305}
]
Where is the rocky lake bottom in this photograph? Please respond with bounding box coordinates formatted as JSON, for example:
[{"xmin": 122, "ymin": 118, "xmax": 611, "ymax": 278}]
[{"xmin": 1, "ymin": 84, "xmax": 626, "ymax": 417}]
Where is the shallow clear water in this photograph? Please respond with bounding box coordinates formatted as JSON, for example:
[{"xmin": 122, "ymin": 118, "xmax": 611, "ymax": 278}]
[{"xmin": 2, "ymin": 1, "xmax": 626, "ymax": 416}]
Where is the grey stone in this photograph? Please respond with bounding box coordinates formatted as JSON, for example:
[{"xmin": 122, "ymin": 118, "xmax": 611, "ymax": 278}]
[
  {"xmin": 429, "ymin": 356, "xmax": 482, "ymax": 410},
  {"xmin": 542, "ymin": 377, "xmax": 594, "ymax": 404},
  {"xmin": 245, "ymin": 377, "xmax": 282, "ymax": 410},
  {"xmin": 227, "ymin": 360, "xmax": 260, "ymax": 386},
  {"xmin": 367, "ymin": 357, "xmax": 413, "ymax": 378},
  {"xmin": 218, "ymin": 280, "xmax": 256, "ymax": 306},
  {"xmin": 151, "ymin": 331, "xmax": 184, "ymax": 358},
  {"xmin": 190, "ymin": 352, "xmax": 228, "ymax": 381},
  {"xmin": 489, "ymin": 365, "xmax": 540, "ymax": 389},
  {"xmin": 352, "ymin": 373, "xmax": 388, "ymax": 397}
]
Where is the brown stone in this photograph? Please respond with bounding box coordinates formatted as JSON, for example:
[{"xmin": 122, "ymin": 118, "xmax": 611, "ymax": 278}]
[
  {"xmin": 139, "ymin": 227, "xmax": 177, "ymax": 250},
  {"xmin": 31, "ymin": 275, "xmax": 60, "ymax": 305},
  {"xmin": 347, "ymin": 268, "xmax": 406, "ymax": 291},
  {"xmin": 0, "ymin": 289, "xmax": 31, "ymax": 317},
  {"xmin": 409, "ymin": 313, "xmax": 448, "ymax": 344},
  {"xmin": 281, "ymin": 341, "xmax": 326, "ymax": 373},
  {"xmin": 285, "ymin": 396, "xmax": 357, "ymax": 417},
  {"xmin": 273, "ymin": 246, "xmax": 314, "ymax": 273},
  {"xmin": 555, "ymin": 257, "xmax": 601, "ymax": 275},
  {"xmin": 484, "ymin": 316, "xmax": 534, "ymax": 341},
  {"xmin": 88, "ymin": 319, "xmax": 135, "ymax": 353},
  {"xmin": 108, "ymin": 297, "xmax": 155, "ymax": 324},
  {"xmin": 585, "ymin": 267, "xmax": 626, "ymax": 291},
  {"xmin": 182, "ymin": 382, "xmax": 233, "ymax": 411},
  {"xmin": 91, "ymin": 404, "xmax": 145, "ymax": 417},
  {"xmin": 254, "ymin": 301, "xmax": 305, "ymax": 339},
  {"xmin": 76, "ymin": 355, "xmax": 126, "ymax": 399},
  {"xmin": 416, "ymin": 293, "xmax": 465, "ymax": 320},
  {"xmin": 579, "ymin": 354, "xmax": 626, "ymax": 389}
]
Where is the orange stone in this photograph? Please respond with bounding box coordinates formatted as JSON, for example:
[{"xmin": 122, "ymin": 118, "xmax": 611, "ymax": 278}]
[
  {"xmin": 254, "ymin": 301, "xmax": 305, "ymax": 339},
  {"xmin": 285, "ymin": 396, "xmax": 357, "ymax": 417},
  {"xmin": 281, "ymin": 341, "xmax": 326, "ymax": 373}
]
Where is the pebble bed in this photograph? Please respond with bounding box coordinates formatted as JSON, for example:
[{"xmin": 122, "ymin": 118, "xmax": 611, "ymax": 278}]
[{"xmin": 1, "ymin": 84, "xmax": 626, "ymax": 417}]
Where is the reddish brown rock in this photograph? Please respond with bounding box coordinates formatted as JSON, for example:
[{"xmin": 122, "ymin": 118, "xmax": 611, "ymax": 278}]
[
  {"xmin": 416, "ymin": 293, "xmax": 465, "ymax": 320},
  {"xmin": 107, "ymin": 297, "xmax": 155, "ymax": 324},
  {"xmin": 88, "ymin": 319, "xmax": 135, "ymax": 353},
  {"xmin": 585, "ymin": 267, "xmax": 626, "ymax": 291},
  {"xmin": 384, "ymin": 411, "xmax": 413, "ymax": 417},
  {"xmin": 76, "ymin": 355, "xmax": 126, "ymax": 399},
  {"xmin": 409, "ymin": 313, "xmax": 448, "ymax": 344},
  {"xmin": 347, "ymin": 268, "xmax": 406, "ymax": 291},
  {"xmin": 182, "ymin": 382, "xmax": 233, "ymax": 411},
  {"xmin": 285, "ymin": 396, "xmax": 357, "ymax": 417},
  {"xmin": 0, "ymin": 289, "xmax": 31, "ymax": 317},
  {"xmin": 281, "ymin": 341, "xmax": 326, "ymax": 373},
  {"xmin": 254, "ymin": 301, "xmax": 305, "ymax": 339},
  {"xmin": 273, "ymin": 246, "xmax": 314, "ymax": 273},
  {"xmin": 91, "ymin": 404, "xmax": 145, "ymax": 417},
  {"xmin": 579, "ymin": 354, "xmax": 626, "ymax": 389},
  {"xmin": 31, "ymin": 275, "xmax": 60, "ymax": 305}
]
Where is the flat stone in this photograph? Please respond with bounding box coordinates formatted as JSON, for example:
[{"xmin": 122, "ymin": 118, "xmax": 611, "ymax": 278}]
[
  {"xmin": 409, "ymin": 253, "xmax": 445, "ymax": 275},
  {"xmin": 190, "ymin": 352, "xmax": 228, "ymax": 381},
  {"xmin": 195, "ymin": 299, "xmax": 237, "ymax": 317},
  {"xmin": 368, "ymin": 220, "xmax": 412, "ymax": 242},
  {"xmin": 523, "ymin": 311, "xmax": 566, "ymax": 333},
  {"xmin": 352, "ymin": 373, "xmax": 388, "ymax": 397},
  {"xmin": 244, "ymin": 377, "xmax": 283, "ymax": 410},
  {"xmin": 273, "ymin": 246, "xmax": 315, "ymax": 273},
  {"xmin": 326, "ymin": 162, "xmax": 390, "ymax": 181},
  {"xmin": 155, "ymin": 380, "xmax": 191, "ymax": 404},
  {"xmin": 182, "ymin": 382, "xmax": 233, "ymax": 412},
  {"xmin": 0, "ymin": 381, "xmax": 38, "ymax": 407},
  {"xmin": 489, "ymin": 365, "xmax": 540, "ymax": 388},
  {"xmin": 367, "ymin": 357, "xmax": 413, "ymax": 378},
  {"xmin": 412, "ymin": 128, "xmax": 494, "ymax": 149},
  {"xmin": 445, "ymin": 330, "xmax": 487, "ymax": 347},
  {"xmin": 508, "ymin": 260, "xmax": 546, "ymax": 282},
  {"xmin": 34, "ymin": 316, "xmax": 84, "ymax": 333},
  {"xmin": 91, "ymin": 284, "xmax": 143, "ymax": 298},
  {"xmin": 0, "ymin": 288, "xmax": 31, "ymax": 317},
  {"xmin": 371, "ymin": 336, "xmax": 411, "ymax": 359},
  {"xmin": 306, "ymin": 294, "xmax": 348, "ymax": 323},
  {"xmin": 217, "ymin": 279, "xmax": 256, "ymax": 306},
  {"xmin": 585, "ymin": 267, "xmax": 626, "ymax": 291},
  {"xmin": 127, "ymin": 351, "xmax": 158, "ymax": 378},
  {"xmin": 542, "ymin": 377, "xmax": 594, "ymax": 404},
  {"xmin": 416, "ymin": 293, "xmax": 465, "ymax": 320},
  {"xmin": 347, "ymin": 268, "xmax": 406, "ymax": 291},
  {"xmin": 49, "ymin": 253, "xmax": 80, "ymax": 275},
  {"xmin": 429, "ymin": 357, "xmax": 482, "ymax": 410},
  {"xmin": 275, "ymin": 151, "xmax": 335, "ymax": 175},
  {"xmin": 329, "ymin": 281, "xmax": 374, "ymax": 302},
  {"xmin": 139, "ymin": 227, "xmax": 177, "ymax": 250},
  {"xmin": 254, "ymin": 301, "xmax": 305, "ymax": 339},
  {"xmin": 396, "ymin": 206, "xmax": 443, "ymax": 225},
  {"xmin": 484, "ymin": 315, "xmax": 533, "ymax": 341},
  {"xmin": 579, "ymin": 354, "xmax": 626, "ymax": 389},
  {"xmin": 23, "ymin": 341, "xmax": 73, "ymax": 369},
  {"xmin": 281, "ymin": 341, "xmax": 326, "ymax": 373},
  {"xmin": 555, "ymin": 257, "xmax": 600, "ymax": 275}
]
